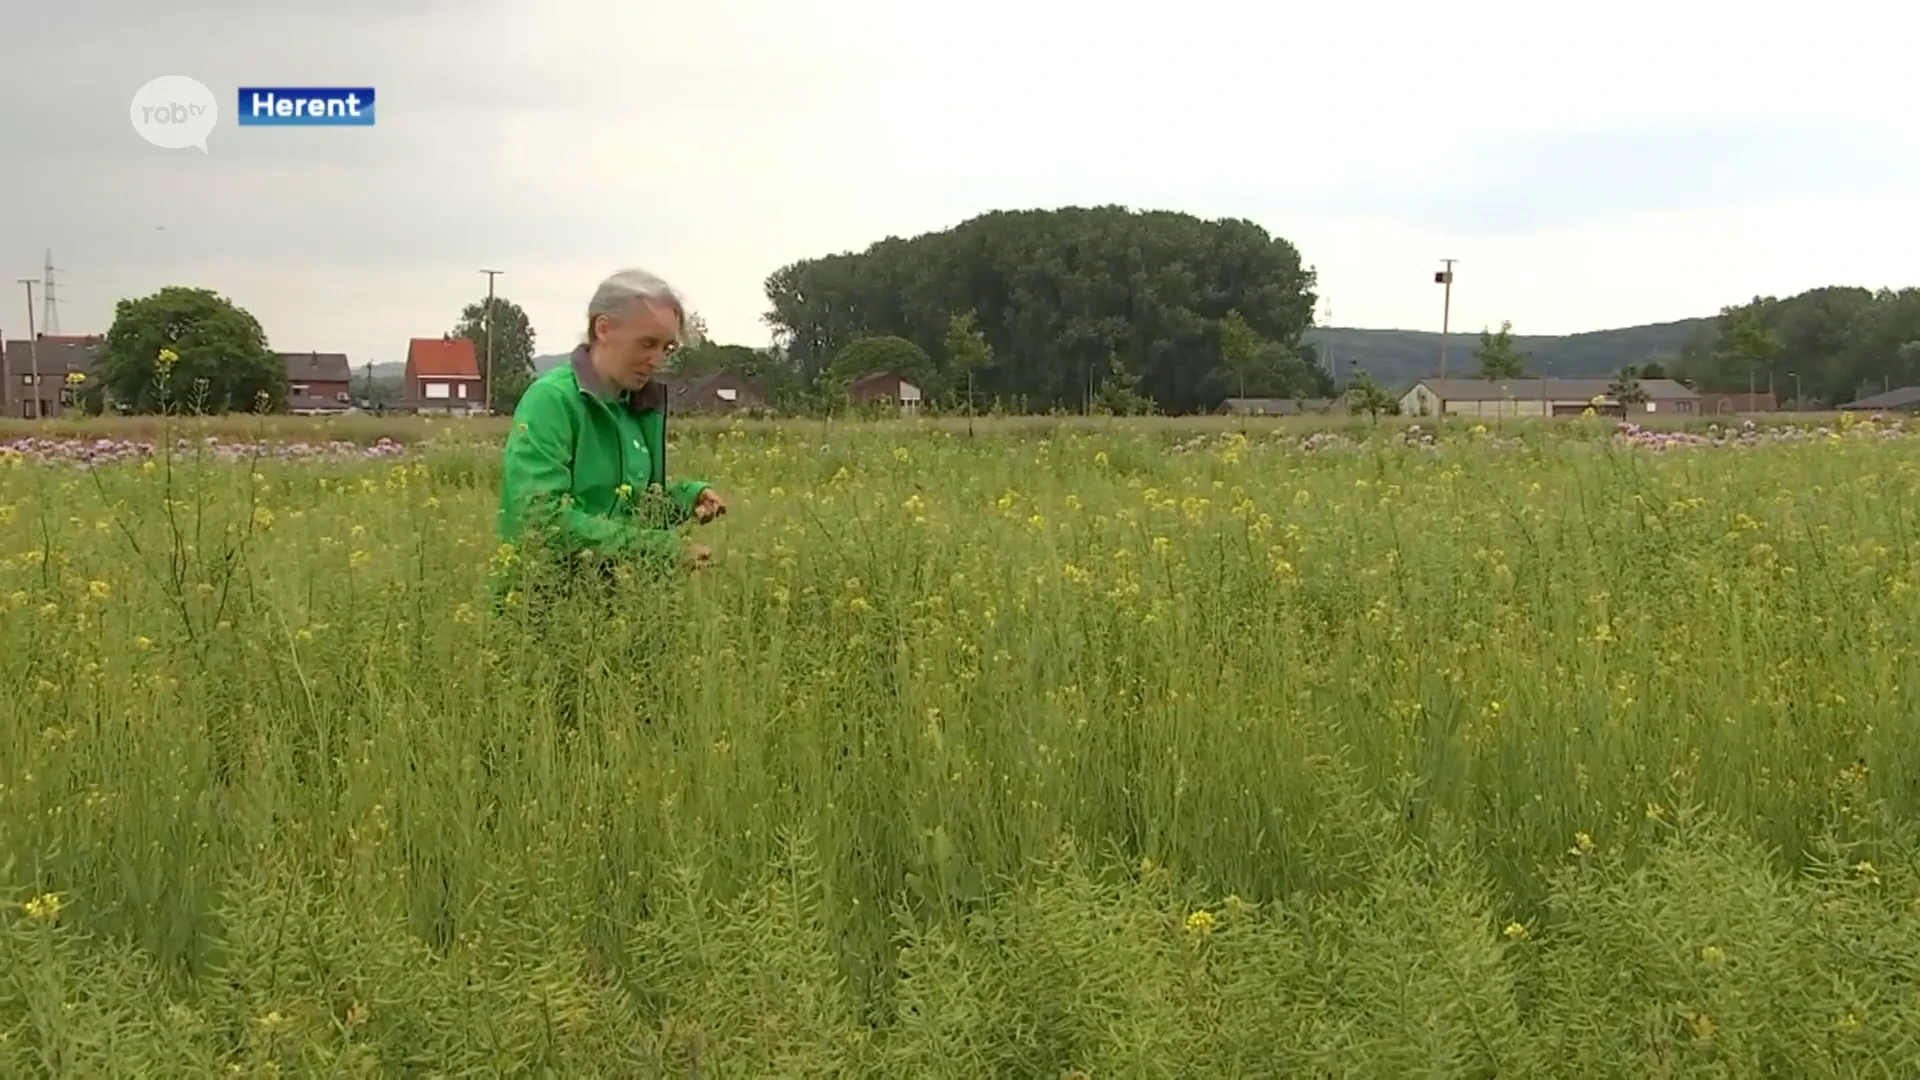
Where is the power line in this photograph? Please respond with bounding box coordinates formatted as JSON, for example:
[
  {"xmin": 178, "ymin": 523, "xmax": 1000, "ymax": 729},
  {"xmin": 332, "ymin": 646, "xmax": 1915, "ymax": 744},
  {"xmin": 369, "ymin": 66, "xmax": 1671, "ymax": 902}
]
[
  {"xmin": 42, "ymin": 250, "xmax": 62, "ymax": 335},
  {"xmin": 480, "ymin": 269, "xmax": 503, "ymax": 414}
]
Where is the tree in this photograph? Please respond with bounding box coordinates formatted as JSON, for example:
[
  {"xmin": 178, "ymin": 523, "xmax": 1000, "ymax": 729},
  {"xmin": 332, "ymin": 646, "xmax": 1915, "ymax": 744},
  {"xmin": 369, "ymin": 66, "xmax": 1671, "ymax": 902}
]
[
  {"xmin": 763, "ymin": 206, "xmax": 1317, "ymax": 414},
  {"xmin": 1219, "ymin": 309, "xmax": 1264, "ymax": 399},
  {"xmin": 101, "ymin": 286, "xmax": 282, "ymax": 413},
  {"xmin": 943, "ymin": 310, "xmax": 994, "ymax": 423},
  {"xmin": 1474, "ymin": 320, "xmax": 1526, "ymax": 379},
  {"xmin": 1608, "ymin": 365, "xmax": 1649, "ymax": 414},
  {"xmin": 826, "ymin": 335, "xmax": 937, "ymax": 392},
  {"xmin": 453, "ymin": 294, "xmax": 536, "ymax": 413},
  {"xmin": 1092, "ymin": 354, "xmax": 1153, "ymax": 416},
  {"xmin": 1346, "ymin": 369, "xmax": 1400, "ymax": 421}
]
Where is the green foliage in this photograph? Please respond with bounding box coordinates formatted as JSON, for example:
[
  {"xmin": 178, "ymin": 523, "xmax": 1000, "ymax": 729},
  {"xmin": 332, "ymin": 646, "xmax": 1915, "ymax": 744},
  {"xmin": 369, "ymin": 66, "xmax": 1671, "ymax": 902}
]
[
  {"xmin": 827, "ymin": 335, "xmax": 936, "ymax": 392},
  {"xmin": 1475, "ymin": 320, "xmax": 1527, "ymax": 379},
  {"xmin": 453, "ymin": 294, "xmax": 537, "ymax": 413},
  {"xmin": 9, "ymin": 419, "xmax": 1920, "ymax": 1070},
  {"xmin": 1090, "ymin": 355, "xmax": 1153, "ymax": 416},
  {"xmin": 1673, "ymin": 286, "xmax": 1920, "ymax": 406},
  {"xmin": 942, "ymin": 311, "xmax": 994, "ymax": 414},
  {"xmin": 764, "ymin": 206, "xmax": 1317, "ymax": 413},
  {"xmin": 1609, "ymin": 365, "xmax": 1649, "ymax": 409},
  {"xmin": 1346, "ymin": 369, "xmax": 1400, "ymax": 419},
  {"xmin": 101, "ymin": 286, "xmax": 282, "ymax": 413}
]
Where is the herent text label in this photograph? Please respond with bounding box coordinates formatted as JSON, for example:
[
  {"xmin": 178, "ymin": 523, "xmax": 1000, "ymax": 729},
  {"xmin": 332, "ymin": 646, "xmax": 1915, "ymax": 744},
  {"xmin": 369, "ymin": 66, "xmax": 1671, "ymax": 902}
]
[{"xmin": 236, "ymin": 87, "xmax": 376, "ymax": 126}]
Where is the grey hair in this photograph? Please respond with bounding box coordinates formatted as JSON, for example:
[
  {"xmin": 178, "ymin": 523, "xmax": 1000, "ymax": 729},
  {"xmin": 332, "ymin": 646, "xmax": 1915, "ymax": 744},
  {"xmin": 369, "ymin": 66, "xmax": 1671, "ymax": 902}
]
[{"xmin": 584, "ymin": 268, "xmax": 690, "ymax": 344}]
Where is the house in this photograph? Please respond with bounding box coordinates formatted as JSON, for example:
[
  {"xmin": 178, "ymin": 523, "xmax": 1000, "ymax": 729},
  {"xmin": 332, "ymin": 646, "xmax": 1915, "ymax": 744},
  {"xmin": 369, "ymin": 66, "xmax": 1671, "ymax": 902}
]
[
  {"xmin": 1839, "ymin": 387, "xmax": 1920, "ymax": 413},
  {"xmin": 847, "ymin": 370, "xmax": 922, "ymax": 415},
  {"xmin": 1698, "ymin": 391, "xmax": 1777, "ymax": 414},
  {"xmin": 1, "ymin": 335, "xmax": 103, "ymax": 418},
  {"xmin": 1215, "ymin": 397, "xmax": 1338, "ymax": 417},
  {"xmin": 279, "ymin": 350, "xmax": 353, "ymax": 414},
  {"xmin": 658, "ymin": 371, "xmax": 767, "ymax": 414},
  {"xmin": 403, "ymin": 335, "xmax": 484, "ymax": 414},
  {"xmin": 1398, "ymin": 377, "xmax": 1701, "ymax": 419}
]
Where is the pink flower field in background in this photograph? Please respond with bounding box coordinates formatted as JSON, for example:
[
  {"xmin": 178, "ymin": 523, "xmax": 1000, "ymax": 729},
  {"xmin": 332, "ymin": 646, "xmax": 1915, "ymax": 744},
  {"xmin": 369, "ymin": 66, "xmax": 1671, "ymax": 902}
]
[{"xmin": 0, "ymin": 435, "xmax": 410, "ymax": 467}]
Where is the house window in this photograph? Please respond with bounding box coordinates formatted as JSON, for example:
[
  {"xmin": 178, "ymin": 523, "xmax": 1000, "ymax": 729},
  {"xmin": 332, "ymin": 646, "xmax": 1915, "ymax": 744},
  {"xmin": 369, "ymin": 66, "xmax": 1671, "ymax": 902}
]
[
  {"xmin": 425, "ymin": 382, "xmax": 450, "ymax": 399},
  {"xmin": 336, "ymin": 390, "xmax": 350, "ymax": 402},
  {"xmin": 456, "ymin": 383, "xmax": 467, "ymax": 399},
  {"xmin": 20, "ymin": 374, "xmax": 35, "ymax": 385},
  {"xmin": 717, "ymin": 388, "xmax": 738, "ymax": 402},
  {"xmin": 291, "ymin": 383, "xmax": 309, "ymax": 395}
]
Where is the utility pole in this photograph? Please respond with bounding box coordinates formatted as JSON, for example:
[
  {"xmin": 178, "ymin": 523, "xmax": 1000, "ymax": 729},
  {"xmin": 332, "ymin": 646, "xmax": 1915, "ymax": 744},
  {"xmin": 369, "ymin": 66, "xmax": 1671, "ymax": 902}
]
[
  {"xmin": 1435, "ymin": 259, "xmax": 1457, "ymax": 384},
  {"xmin": 479, "ymin": 268, "xmax": 502, "ymax": 414},
  {"xmin": 18, "ymin": 279, "xmax": 41, "ymax": 419}
]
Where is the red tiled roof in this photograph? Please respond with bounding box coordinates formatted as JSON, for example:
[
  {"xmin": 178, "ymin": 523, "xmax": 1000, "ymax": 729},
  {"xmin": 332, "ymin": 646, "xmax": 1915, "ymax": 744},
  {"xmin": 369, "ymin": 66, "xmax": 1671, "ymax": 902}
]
[{"xmin": 408, "ymin": 337, "xmax": 479, "ymax": 379}]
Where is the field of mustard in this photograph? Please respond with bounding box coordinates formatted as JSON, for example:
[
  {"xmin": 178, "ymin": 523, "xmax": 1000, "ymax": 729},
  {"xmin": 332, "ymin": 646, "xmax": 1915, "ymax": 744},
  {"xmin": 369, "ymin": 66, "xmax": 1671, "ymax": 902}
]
[{"xmin": 4, "ymin": 413, "xmax": 1920, "ymax": 1075}]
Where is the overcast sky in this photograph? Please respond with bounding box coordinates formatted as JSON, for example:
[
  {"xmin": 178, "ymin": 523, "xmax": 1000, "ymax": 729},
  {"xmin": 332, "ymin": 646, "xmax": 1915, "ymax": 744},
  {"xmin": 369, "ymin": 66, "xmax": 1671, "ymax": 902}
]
[{"xmin": 4, "ymin": 0, "xmax": 1917, "ymax": 365}]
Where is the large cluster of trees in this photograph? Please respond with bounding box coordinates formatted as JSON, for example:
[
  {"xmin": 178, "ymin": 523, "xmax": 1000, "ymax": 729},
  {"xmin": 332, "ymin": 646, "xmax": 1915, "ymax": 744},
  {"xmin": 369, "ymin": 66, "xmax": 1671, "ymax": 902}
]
[
  {"xmin": 1670, "ymin": 287, "xmax": 1920, "ymax": 408},
  {"xmin": 761, "ymin": 205, "xmax": 1331, "ymax": 414}
]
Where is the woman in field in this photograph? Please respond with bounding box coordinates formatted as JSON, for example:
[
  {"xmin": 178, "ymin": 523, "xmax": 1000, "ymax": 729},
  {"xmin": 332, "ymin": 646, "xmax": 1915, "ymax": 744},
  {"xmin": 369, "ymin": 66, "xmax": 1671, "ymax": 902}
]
[{"xmin": 495, "ymin": 268, "xmax": 726, "ymax": 583}]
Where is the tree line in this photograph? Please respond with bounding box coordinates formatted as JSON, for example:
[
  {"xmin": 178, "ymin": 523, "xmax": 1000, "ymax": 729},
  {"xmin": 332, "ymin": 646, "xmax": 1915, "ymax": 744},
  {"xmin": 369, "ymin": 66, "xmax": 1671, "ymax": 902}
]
[
  {"xmin": 1668, "ymin": 287, "xmax": 1920, "ymax": 408},
  {"xmin": 84, "ymin": 220, "xmax": 1920, "ymax": 418},
  {"xmin": 88, "ymin": 286, "xmax": 539, "ymax": 415},
  {"xmin": 748, "ymin": 205, "xmax": 1332, "ymax": 414}
]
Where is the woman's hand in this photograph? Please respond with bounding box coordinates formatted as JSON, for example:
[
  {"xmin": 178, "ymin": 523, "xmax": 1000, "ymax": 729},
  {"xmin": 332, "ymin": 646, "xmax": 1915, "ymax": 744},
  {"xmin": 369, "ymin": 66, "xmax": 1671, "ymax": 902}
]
[{"xmin": 694, "ymin": 488, "xmax": 727, "ymax": 523}]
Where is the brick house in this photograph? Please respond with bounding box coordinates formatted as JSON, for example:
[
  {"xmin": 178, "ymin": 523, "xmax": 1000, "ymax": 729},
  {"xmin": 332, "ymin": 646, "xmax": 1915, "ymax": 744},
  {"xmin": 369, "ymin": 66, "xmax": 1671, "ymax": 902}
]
[
  {"xmin": 1, "ymin": 335, "xmax": 104, "ymax": 418},
  {"xmin": 403, "ymin": 335, "xmax": 484, "ymax": 414},
  {"xmin": 279, "ymin": 350, "xmax": 353, "ymax": 414},
  {"xmin": 659, "ymin": 371, "xmax": 768, "ymax": 413},
  {"xmin": 847, "ymin": 370, "xmax": 923, "ymax": 415}
]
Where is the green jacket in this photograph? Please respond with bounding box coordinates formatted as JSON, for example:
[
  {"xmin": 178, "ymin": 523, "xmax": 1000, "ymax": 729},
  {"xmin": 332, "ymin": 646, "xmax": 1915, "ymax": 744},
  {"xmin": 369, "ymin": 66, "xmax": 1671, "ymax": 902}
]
[{"xmin": 497, "ymin": 347, "xmax": 709, "ymax": 570}]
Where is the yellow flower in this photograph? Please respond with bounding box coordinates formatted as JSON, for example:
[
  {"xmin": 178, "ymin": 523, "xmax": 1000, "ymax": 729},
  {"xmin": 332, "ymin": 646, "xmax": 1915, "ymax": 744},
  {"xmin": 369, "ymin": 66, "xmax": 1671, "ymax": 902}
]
[
  {"xmin": 23, "ymin": 893, "xmax": 61, "ymax": 920},
  {"xmin": 1185, "ymin": 909, "xmax": 1216, "ymax": 935},
  {"xmin": 1571, "ymin": 832, "xmax": 1595, "ymax": 856},
  {"xmin": 1503, "ymin": 921, "xmax": 1529, "ymax": 941},
  {"xmin": 348, "ymin": 550, "xmax": 372, "ymax": 569},
  {"xmin": 87, "ymin": 580, "xmax": 110, "ymax": 599}
]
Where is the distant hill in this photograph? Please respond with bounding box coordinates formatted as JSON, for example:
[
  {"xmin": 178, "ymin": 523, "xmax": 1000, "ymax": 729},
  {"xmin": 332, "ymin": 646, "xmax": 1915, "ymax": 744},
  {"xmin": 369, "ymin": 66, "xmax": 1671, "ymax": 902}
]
[{"xmin": 1306, "ymin": 318, "xmax": 1714, "ymax": 388}]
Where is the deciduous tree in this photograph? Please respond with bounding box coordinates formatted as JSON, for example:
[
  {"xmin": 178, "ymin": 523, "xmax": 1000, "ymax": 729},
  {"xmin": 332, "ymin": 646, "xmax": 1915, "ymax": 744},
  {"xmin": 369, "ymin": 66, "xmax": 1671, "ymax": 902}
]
[
  {"xmin": 453, "ymin": 294, "xmax": 536, "ymax": 413},
  {"xmin": 101, "ymin": 286, "xmax": 282, "ymax": 413}
]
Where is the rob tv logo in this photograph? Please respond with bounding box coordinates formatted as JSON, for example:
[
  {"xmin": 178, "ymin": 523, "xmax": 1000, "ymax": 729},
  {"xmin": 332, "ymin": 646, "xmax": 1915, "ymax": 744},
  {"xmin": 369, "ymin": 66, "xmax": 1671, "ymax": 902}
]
[{"xmin": 238, "ymin": 86, "xmax": 377, "ymax": 126}]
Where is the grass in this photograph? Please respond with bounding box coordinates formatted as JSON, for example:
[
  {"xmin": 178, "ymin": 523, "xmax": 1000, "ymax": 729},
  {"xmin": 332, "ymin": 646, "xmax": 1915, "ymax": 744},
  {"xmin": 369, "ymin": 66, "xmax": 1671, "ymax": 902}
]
[{"xmin": 4, "ymin": 413, "xmax": 1920, "ymax": 1074}]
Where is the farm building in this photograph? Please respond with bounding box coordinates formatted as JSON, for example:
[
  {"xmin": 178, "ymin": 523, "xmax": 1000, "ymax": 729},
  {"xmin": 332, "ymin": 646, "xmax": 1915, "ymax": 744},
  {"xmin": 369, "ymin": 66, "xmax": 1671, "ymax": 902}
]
[
  {"xmin": 848, "ymin": 370, "xmax": 922, "ymax": 415},
  {"xmin": 1697, "ymin": 390, "xmax": 1777, "ymax": 414},
  {"xmin": 657, "ymin": 371, "xmax": 767, "ymax": 414},
  {"xmin": 1215, "ymin": 397, "xmax": 1339, "ymax": 416},
  {"xmin": 1398, "ymin": 377, "xmax": 1700, "ymax": 418},
  {"xmin": 1839, "ymin": 387, "xmax": 1920, "ymax": 413}
]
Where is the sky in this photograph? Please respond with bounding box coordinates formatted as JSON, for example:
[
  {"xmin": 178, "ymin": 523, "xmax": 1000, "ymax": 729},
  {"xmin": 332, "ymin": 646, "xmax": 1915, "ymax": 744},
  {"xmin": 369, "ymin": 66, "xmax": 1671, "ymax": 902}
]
[{"xmin": 3, "ymin": 0, "xmax": 1918, "ymax": 366}]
